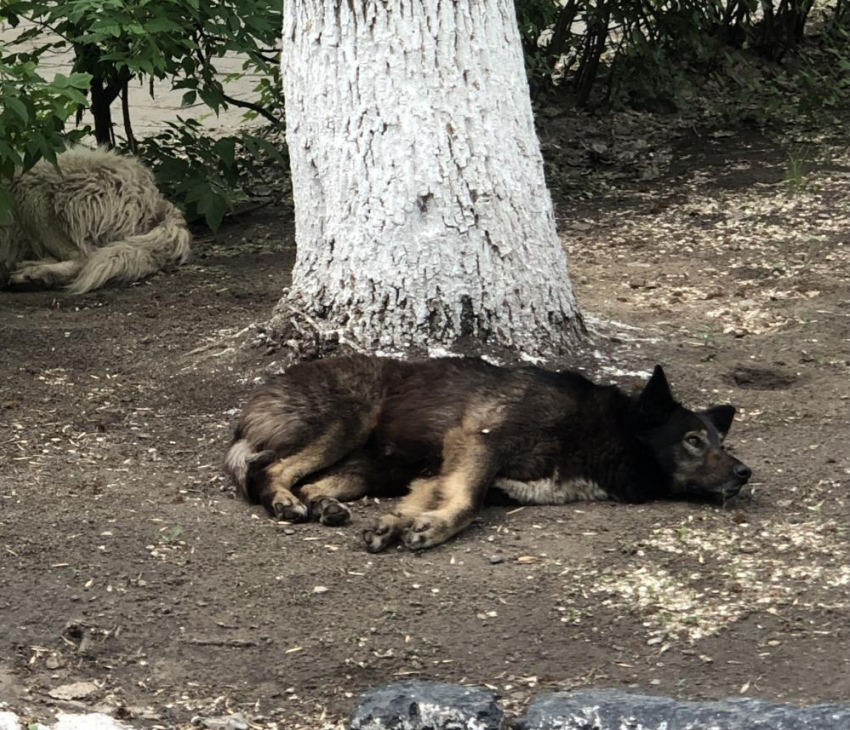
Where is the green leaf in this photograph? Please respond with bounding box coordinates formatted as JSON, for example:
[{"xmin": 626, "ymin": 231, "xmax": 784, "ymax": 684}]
[
  {"xmin": 3, "ymin": 96, "xmax": 29, "ymax": 122},
  {"xmin": 57, "ymin": 87, "xmax": 89, "ymax": 106},
  {"xmin": 144, "ymin": 17, "xmax": 183, "ymax": 33},
  {"xmin": 92, "ymin": 24, "xmax": 123, "ymax": 38},
  {"xmin": 67, "ymin": 72, "xmax": 93, "ymax": 89},
  {"xmin": 0, "ymin": 140, "xmax": 24, "ymax": 168},
  {"xmin": 213, "ymin": 137, "xmax": 236, "ymax": 167},
  {"xmin": 197, "ymin": 189, "xmax": 226, "ymax": 231}
]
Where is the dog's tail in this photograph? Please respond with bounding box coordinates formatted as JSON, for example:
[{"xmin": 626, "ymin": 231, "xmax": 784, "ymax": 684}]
[
  {"xmin": 224, "ymin": 438, "xmax": 255, "ymax": 499},
  {"xmin": 67, "ymin": 201, "xmax": 191, "ymax": 295},
  {"xmin": 224, "ymin": 436, "xmax": 276, "ymax": 503}
]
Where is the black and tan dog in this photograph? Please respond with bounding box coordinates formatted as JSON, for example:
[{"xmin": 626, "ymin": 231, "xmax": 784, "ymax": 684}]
[{"xmin": 225, "ymin": 356, "xmax": 751, "ymax": 551}]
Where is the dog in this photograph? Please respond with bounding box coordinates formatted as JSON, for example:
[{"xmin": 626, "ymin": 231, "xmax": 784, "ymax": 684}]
[
  {"xmin": 224, "ymin": 355, "xmax": 751, "ymax": 552},
  {"xmin": 0, "ymin": 147, "xmax": 191, "ymax": 294}
]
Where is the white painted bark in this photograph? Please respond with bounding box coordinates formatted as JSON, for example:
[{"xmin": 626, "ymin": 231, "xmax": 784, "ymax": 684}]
[{"xmin": 278, "ymin": 0, "xmax": 582, "ymax": 356}]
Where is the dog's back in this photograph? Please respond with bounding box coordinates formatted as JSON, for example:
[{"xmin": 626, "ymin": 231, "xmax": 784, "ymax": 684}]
[{"xmin": 373, "ymin": 358, "xmax": 593, "ymax": 470}]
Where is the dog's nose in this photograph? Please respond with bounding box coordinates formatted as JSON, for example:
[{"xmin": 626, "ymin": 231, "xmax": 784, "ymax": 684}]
[{"xmin": 734, "ymin": 464, "xmax": 752, "ymax": 482}]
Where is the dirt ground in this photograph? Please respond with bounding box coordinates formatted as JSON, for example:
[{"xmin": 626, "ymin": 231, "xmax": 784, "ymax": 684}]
[{"xmin": 1, "ymin": 123, "xmax": 849, "ymax": 729}]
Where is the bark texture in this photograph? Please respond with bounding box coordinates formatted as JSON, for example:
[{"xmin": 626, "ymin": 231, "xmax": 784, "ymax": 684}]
[{"xmin": 276, "ymin": 0, "xmax": 582, "ymax": 357}]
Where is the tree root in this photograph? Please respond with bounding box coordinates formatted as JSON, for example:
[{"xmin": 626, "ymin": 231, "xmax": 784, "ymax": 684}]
[{"xmin": 259, "ymin": 293, "xmax": 368, "ymax": 367}]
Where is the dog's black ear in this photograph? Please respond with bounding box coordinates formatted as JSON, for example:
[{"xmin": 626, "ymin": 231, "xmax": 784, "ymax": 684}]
[
  {"xmin": 638, "ymin": 365, "xmax": 677, "ymax": 413},
  {"xmin": 702, "ymin": 405, "xmax": 736, "ymax": 438}
]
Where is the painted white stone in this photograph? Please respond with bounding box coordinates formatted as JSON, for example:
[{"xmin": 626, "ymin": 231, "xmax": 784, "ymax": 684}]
[
  {"xmin": 50, "ymin": 715, "xmax": 129, "ymax": 730},
  {"xmin": 280, "ymin": 0, "xmax": 580, "ymax": 354},
  {"xmin": 0, "ymin": 711, "xmax": 22, "ymax": 730},
  {"xmin": 0, "ymin": 714, "xmax": 130, "ymax": 730}
]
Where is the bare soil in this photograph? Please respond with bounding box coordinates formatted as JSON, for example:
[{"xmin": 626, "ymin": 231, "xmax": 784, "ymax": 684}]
[{"xmin": 1, "ymin": 125, "xmax": 849, "ymax": 729}]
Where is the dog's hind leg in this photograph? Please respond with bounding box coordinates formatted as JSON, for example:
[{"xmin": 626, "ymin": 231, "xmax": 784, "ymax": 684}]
[
  {"xmin": 298, "ymin": 451, "xmax": 373, "ymax": 526},
  {"xmin": 256, "ymin": 425, "xmax": 365, "ymax": 522},
  {"xmin": 300, "ymin": 474, "xmax": 368, "ymax": 526},
  {"xmin": 363, "ymin": 477, "xmax": 442, "ymax": 553}
]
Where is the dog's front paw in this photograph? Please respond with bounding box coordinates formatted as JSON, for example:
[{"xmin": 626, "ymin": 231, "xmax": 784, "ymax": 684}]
[
  {"xmin": 362, "ymin": 517, "xmax": 402, "ymax": 553},
  {"xmin": 272, "ymin": 496, "xmax": 309, "ymax": 522},
  {"xmin": 402, "ymin": 514, "xmax": 453, "ymax": 550},
  {"xmin": 8, "ymin": 265, "xmax": 53, "ymax": 291},
  {"xmin": 309, "ymin": 497, "xmax": 351, "ymax": 526}
]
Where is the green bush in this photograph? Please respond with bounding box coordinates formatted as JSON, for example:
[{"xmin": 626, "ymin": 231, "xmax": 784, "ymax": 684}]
[
  {"xmin": 0, "ymin": 0, "xmax": 283, "ymax": 230},
  {"xmin": 137, "ymin": 120, "xmax": 287, "ymax": 230},
  {"xmin": 0, "ymin": 43, "xmax": 91, "ymax": 223},
  {"xmin": 0, "ymin": 0, "xmax": 282, "ymax": 147},
  {"xmin": 515, "ymin": 0, "xmax": 846, "ymax": 117}
]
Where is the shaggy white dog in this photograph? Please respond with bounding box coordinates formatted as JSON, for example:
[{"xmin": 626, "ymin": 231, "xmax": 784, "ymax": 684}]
[{"xmin": 0, "ymin": 147, "xmax": 191, "ymax": 294}]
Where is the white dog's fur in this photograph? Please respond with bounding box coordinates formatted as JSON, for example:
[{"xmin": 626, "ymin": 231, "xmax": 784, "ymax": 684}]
[{"xmin": 0, "ymin": 147, "xmax": 191, "ymax": 294}]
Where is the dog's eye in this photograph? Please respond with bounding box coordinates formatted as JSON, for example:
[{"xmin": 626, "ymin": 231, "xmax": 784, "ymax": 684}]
[{"xmin": 686, "ymin": 435, "xmax": 704, "ymax": 448}]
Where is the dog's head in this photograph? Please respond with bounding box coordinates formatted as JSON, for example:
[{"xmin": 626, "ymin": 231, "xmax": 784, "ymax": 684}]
[{"xmin": 636, "ymin": 366, "xmax": 752, "ymax": 500}]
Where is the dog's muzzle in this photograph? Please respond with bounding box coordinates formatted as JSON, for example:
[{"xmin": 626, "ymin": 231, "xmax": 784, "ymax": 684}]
[{"xmin": 719, "ymin": 463, "xmax": 752, "ymax": 497}]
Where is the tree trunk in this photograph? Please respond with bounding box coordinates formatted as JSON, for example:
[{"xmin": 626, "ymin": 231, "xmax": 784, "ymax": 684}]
[
  {"xmin": 90, "ymin": 79, "xmax": 117, "ymax": 148},
  {"xmin": 274, "ymin": 0, "xmax": 582, "ymax": 359}
]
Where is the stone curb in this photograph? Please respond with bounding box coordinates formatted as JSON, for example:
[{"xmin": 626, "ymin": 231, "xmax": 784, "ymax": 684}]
[
  {"xmin": 5, "ymin": 685, "xmax": 849, "ymax": 729},
  {"xmin": 514, "ymin": 688, "xmax": 850, "ymax": 729},
  {"xmin": 349, "ymin": 682, "xmax": 850, "ymax": 730}
]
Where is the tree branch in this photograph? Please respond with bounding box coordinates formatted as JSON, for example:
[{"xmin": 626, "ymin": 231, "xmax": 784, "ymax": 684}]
[{"xmin": 221, "ymin": 93, "xmax": 282, "ymax": 125}]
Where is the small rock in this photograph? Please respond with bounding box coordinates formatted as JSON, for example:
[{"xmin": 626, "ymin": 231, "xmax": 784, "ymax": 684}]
[
  {"xmin": 126, "ymin": 707, "xmax": 162, "ymax": 721},
  {"xmin": 489, "ymin": 555, "xmax": 504, "ymax": 565},
  {"xmin": 51, "ymin": 713, "xmax": 132, "ymax": 729},
  {"xmin": 49, "ymin": 681, "xmax": 100, "ymax": 701},
  {"xmin": 46, "ymin": 655, "xmax": 65, "ymax": 670},
  {"xmin": 350, "ymin": 680, "xmax": 503, "ymax": 730},
  {"xmin": 192, "ymin": 713, "xmax": 249, "ymax": 730},
  {"xmin": 63, "ymin": 620, "xmax": 87, "ymax": 641},
  {"xmin": 313, "ymin": 586, "xmax": 328, "ymax": 594}
]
